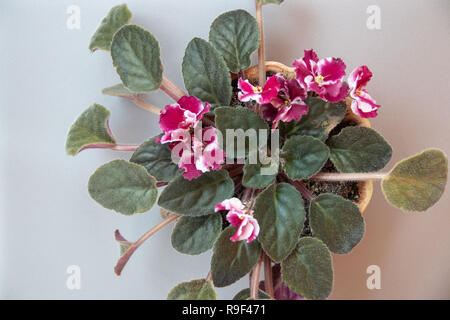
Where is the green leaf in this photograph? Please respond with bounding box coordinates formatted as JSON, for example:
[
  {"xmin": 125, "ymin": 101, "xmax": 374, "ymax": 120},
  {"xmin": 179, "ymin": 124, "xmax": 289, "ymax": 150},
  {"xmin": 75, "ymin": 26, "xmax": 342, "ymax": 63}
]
[
  {"xmin": 254, "ymin": 183, "xmax": 306, "ymax": 262},
  {"xmin": 328, "ymin": 126, "xmax": 392, "ymax": 173},
  {"xmin": 281, "ymin": 135, "xmax": 330, "ymax": 179},
  {"xmin": 66, "ymin": 104, "xmax": 116, "ymax": 156},
  {"xmin": 242, "ymin": 160, "xmax": 277, "ymax": 189},
  {"xmin": 209, "ymin": 10, "xmax": 259, "ymax": 73},
  {"xmin": 102, "ymin": 83, "xmax": 138, "ymax": 99},
  {"xmin": 382, "ymin": 149, "xmax": 448, "ymax": 212},
  {"xmin": 88, "ymin": 160, "xmax": 157, "ymax": 215},
  {"xmin": 182, "ymin": 37, "xmax": 232, "ymax": 107},
  {"xmin": 89, "ymin": 4, "xmax": 132, "ymax": 52},
  {"xmin": 257, "ymin": 0, "xmax": 284, "ymax": 4},
  {"xmin": 167, "ymin": 279, "xmax": 217, "ymax": 300},
  {"xmin": 280, "ymin": 97, "xmax": 346, "ymax": 141},
  {"xmin": 171, "ymin": 214, "xmax": 222, "ymax": 255},
  {"xmin": 111, "ymin": 25, "xmax": 162, "ymax": 93},
  {"xmin": 158, "ymin": 170, "xmax": 234, "ymax": 216},
  {"xmin": 215, "ymin": 106, "xmax": 269, "ymax": 158},
  {"xmin": 130, "ymin": 136, "xmax": 180, "ymax": 182},
  {"xmin": 233, "ymin": 288, "xmax": 271, "ymax": 300},
  {"xmin": 211, "ymin": 226, "xmax": 261, "ymax": 287},
  {"xmin": 310, "ymin": 193, "xmax": 365, "ymax": 254},
  {"xmin": 281, "ymin": 237, "xmax": 333, "ymax": 300}
]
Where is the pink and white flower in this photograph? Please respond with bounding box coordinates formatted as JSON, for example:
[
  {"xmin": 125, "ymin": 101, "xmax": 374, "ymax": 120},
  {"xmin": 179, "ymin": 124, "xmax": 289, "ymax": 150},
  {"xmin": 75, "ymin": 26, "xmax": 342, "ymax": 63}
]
[
  {"xmin": 169, "ymin": 127, "xmax": 225, "ymax": 180},
  {"xmin": 261, "ymin": 74, "xmax": 309, "ymax": 129},
  {"xmin": 348, "ymin": 66, "xmax": 380, "ymax": 118},
  {"xmin": 159, "ymin": 96, "xmax": 210, "ymax": 144},
  {"xmin": 238, "ymin": 75, "xmax": 280, "ymax": 104},
  {"xmin": 215, "ymin": 198, "xmax": 260, "ymax": 243},
  {"xmin": 293, "ymin": 49, "xmax": 348, "ymax": 103},
  {"xmin": 159, "ymin": 95, "xmax": 225, "ymax": 180}
]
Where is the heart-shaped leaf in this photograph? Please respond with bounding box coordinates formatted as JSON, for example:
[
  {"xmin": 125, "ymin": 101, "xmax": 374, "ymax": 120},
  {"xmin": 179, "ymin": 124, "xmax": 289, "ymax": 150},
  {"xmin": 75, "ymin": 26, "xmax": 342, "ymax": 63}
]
[
  {"xmin": 254, "ymin": 183, "xmax": 306, "ymax": 262},
  {"xmin": 66, "ymin": 104, "xmax": 116, "ymax": 156},
  {"xmin": 328, "ymin": 126, "xmax": 392, "ymax": 173},
  {"xmin": 167, "ymin": 279, "xmax": 217, "ymax": 300},
  {"xmin": 171, "ymin": 214, "xmax": 222, "ymax": 255},
  {"xmin": 158, "ymin": 170, "xmax": 234, "ymax": 216},
  {"xmin": 89, "ymin": 4, "xmax": 132, "ymax": 52},
  {"xmin": 111, "ymin": 25, "xmax": 162, "ymax": 93},
  {"xmin": 233, "ymin": 288, "xmax": 271, "ymax": 300},
  {"xmin": 211, "ymin": 226, "xmax": 261, "ymax": 287},
  {"xmin": 215, "ymin": 106, "xmax": 269, "ymax": 159},
  {"xmin": 88, "ymin": 160, "xmax": 157, "ymax": 215},
  {"xmin": 310, "ymin": 193, "xmax": 365, "ymax": 254},
  {"xmin": 182, "ymin": 37, "xmax": 232, "ymax": 108},
  {"xmin": 281, "ymin": 135, "xmax": 330, "ymax": 179},
  {"xmin": 130, "ymin": 136, "xmax": 180, "ymax": 182},
  {"xmin": 382, "ymin": 149, "xmax": 448, "ymax": 211},
  {"xmin": 280, "ymin": 97, "xmax": 346, "ymax": 141},
  {"xmin": 281, "ymin": 237, "xmax": 333, "ymax": 300},
  {"xmin": 209, "ymin": 10, "xmax": 259, "ymax": 73},
  {"xmin": 102, "ymin": 83, "xmax": 137, "ymax": 99}
]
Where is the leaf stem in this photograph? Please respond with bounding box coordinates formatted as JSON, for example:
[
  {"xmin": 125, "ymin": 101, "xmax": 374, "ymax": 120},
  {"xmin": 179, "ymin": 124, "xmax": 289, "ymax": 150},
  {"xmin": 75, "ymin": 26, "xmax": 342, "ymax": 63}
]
[
  {"xmin": 132, "ymin": 97, "xmax": 161, "ymax": 115},
  {"xmin": 111, "ymin": 144, "xmax": 139, "ymax": 151},
  {"xmin": 289, "ymin": 178, "xmax": 314, "ymax": 201},
  {"xmin": 114, "ymin": 214, "xmax": 179, "ymax": 276},
  {"xmin": 263, "ymin": 253, "xmax": 274, "ymax": 298},
  {"xmin": 242, "ymin": 187, "xmax": 253, "ymax": 202},
  {"xmin": 206, "ymin": 271, "xmax": 212, "ymax": 281},
  {"xmin": 160, "ymin": 76, "xmax": 186, "ymax": 101},
  {"xmin": 80, "ymin": 143, "xmax": 139, "ymax": 152},
  {"xmin": 311, "ymin": 172, "xmax": 388, "ymax": 181},
  {"xmin": 250, "ymin": 253, "xmax": 263, "ymax": 300},
  {"xmin": 228, "ymin": 165, "xmax": 244, "ymax": 178},
  {"xmin": 156, "ymin": 181, "xmax": 168, "ymax": 188},
  {"xmin": 255, "ymin": 1, "xmax": 266, "ymax": 87}
]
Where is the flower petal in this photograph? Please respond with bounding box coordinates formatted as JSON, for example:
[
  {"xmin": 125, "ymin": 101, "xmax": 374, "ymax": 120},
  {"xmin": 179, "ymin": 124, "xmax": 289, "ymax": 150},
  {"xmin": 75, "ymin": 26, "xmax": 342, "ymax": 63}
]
[
  {"xmin": 216, "ymin": 198, "xmax": 245, "ymax": 213},
  {"xmin": 348, "ymin": 65, "xmax": 373, "ymax": 90},
  {"xmin": 317, "ymin": 57, "xmax": 347, "ymax": 83},
  {"xmin": 159, "ymin": 104, "xmax": 187, "ymax": 133},
  {"xmin": 238, "ymin": 78, "xmax": 255, "ymax": 95}
]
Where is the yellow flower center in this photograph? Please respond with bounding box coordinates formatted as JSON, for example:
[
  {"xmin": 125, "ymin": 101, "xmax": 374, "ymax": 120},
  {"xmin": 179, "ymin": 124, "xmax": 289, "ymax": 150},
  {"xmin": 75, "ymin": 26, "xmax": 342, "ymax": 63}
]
[
  {"xmin": 315, "ymin": 75, "xmax": 325, "ymax": 84},
  {"xmin": 284, "ymin": 100, "xmax": 290, "ymax": 106},
  {"xmin": 253, "ymin": 86, "xmax": 263, "ymax": 94},
  {"xmin": 356, "ymin": 90, "xmax": 363, "ymax": 96},
  {"xmin": 239, "ymin": 216, "xmax": 244, "ymax": 220}
]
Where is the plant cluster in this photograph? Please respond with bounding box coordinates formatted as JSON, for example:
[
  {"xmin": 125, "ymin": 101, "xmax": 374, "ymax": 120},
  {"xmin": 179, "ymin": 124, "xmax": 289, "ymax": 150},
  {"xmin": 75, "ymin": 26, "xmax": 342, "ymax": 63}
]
[{"xmin": 66, "ymin": 2, "xmax": 448, "ymax": 300}]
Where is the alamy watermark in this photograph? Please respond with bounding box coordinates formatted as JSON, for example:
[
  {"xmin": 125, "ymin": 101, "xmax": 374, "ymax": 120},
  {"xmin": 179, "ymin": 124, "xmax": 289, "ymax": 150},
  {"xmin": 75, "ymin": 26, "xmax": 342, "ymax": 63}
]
[
  {"xmin": 66, "ymin": 5, "xmax": 81, "ymax": 30},
  {"xmin": 366, "ymin": 264, "xmax": 381, "ymax": 290},
  {"xmin": 168, "ymin": 121, "xmax": 280, "ymax": 176},
  {"xmin": 66, "ymin": 265, "xmax": 81, "ymax": 290},
  {"xmin": 366, "ymin": 5, "xmax": 381, "ymax": 30}
]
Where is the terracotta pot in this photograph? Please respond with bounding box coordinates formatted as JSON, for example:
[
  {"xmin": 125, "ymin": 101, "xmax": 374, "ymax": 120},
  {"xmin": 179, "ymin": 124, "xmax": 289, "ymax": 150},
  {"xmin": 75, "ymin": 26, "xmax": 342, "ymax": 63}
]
[{"xmin": 241, "ymin": 61, "xmax": 373, "ymax": 213}]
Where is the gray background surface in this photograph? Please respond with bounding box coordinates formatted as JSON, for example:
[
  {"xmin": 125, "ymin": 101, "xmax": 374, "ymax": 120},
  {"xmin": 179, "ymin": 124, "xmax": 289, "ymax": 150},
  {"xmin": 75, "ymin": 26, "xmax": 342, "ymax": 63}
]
[{"xmin": 1, "ymin": 0, "xmax": 449, "ymax": 299}]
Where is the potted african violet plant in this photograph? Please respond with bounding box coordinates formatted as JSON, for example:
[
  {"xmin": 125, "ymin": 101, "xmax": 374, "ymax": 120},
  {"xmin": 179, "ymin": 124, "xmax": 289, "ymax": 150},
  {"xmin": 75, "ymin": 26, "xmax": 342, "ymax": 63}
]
[{"xmin": 66, "ymin": 1, "xmax": 448, "ymax": 300}]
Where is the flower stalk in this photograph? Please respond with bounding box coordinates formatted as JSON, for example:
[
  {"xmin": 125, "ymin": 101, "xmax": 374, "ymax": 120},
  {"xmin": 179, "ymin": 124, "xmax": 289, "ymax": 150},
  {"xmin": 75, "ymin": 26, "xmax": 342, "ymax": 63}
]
[
  {"xmin": 255, "ymin": 1, "xmax": 266, "ymax": 87},
  {"xmin": 263, "ymin": 253, "xmax": 274, "ymax": 298},
  {"xmin": 250, "ymin": 253, "xmax": 263, "ymax": 300}
]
